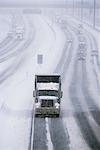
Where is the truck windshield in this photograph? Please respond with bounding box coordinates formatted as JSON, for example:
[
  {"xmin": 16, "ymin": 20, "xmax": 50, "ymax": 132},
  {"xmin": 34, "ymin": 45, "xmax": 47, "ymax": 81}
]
[{"xmin": 37, "ymin": 90, "xmax": 58, "ymax": 97}]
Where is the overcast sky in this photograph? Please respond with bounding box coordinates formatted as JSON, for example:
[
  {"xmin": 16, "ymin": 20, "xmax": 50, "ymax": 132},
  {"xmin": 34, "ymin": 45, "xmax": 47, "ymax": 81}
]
[
  {"xmin": 0, "ymin": 0, "xmax": 99, "ymax": 7},
  {"xmin": 0, "ymin": 0, "xmax": 67, "ymax": 4},
  {"xmin": 0, "ymin": 0, "xmax": 72, "ymax": 5}
]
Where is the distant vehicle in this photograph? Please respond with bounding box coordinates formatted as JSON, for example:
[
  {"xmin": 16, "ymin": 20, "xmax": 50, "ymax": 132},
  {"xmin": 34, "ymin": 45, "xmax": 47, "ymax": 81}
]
[
  {"xmin": 60, "ymin": 19, "xmax": 67, "ymax": 29},
  {"xmin": 8, "ymin": 25, "xmax": 25, "ymax": 40},
  {"xmin": 8, "ymin": 31, "xmax": 13, "ymax": 38},
  {"xmin": 55, "ymin": 14, "xmax": 61, "ymax": 23},
  {"xmin": 8, "ymin": 29, "xmax": 15, "ymax": 38},
  {"xmin": 61, "ymin": 19, "xmax": 66, "ymax": 25},
  {"xmin": 78, "ymin": 35, "xmax": 85, "ymax": 42},
  {"xmin": 79, "ymin": 49, "xmax": 86, "ymax": 55},
  {"xmin": 78, "ymin": 52, "xmax": 86, "ymax": 60},
  {"xmin": 78, "ymin": 24, "xmax": 83, "ymax": 34},
  {"xmin": 91, "ymin": 50, "xmax": 98, "ymax": 57},
  {"xmin": 15, "ymin": 26, "xmax": 24, "ymax": 40},
  {"xmin": 78, "ymin": 42, "xmax": 86, "ymax": 50},
  {"xmin": 67, "ymin": 38, "xmax": 73, "ymax": 43},
  {"xmin": 61, "ymin": 24, "xmax": 67, "ymax": 30},
  {"xmin": 33, "ymin": 75, "xmax": 63, "ymax": 117}
]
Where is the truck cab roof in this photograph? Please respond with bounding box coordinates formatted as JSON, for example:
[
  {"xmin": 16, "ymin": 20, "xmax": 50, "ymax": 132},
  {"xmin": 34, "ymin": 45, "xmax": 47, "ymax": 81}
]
[{"xmin": 35, "ymin": 75, "xmax": 61, "ymax": 83}]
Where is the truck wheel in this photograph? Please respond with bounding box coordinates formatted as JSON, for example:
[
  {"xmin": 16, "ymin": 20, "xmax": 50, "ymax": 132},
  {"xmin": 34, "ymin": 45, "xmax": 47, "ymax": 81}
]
[
  {"xmin": 53, "ymin": 114, "xmax": 59, "ymax": 117},
  {"xmin": 56, "ymin": 114, "xmax": 60, "ymax": 117},
  {"xmin": 35, "ymin": 114, "xmax": 39, "ymax": 117}
]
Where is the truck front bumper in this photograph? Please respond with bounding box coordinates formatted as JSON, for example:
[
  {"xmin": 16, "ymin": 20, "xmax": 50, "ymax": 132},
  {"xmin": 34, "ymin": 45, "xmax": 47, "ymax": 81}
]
[{"xmin": 35, "ymin": 107, "xmax": 60, "ymax": 117}]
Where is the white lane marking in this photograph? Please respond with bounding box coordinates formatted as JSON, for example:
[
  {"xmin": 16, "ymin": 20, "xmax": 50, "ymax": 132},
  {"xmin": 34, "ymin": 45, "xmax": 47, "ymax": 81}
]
[
  {"xmin": 94, "ymin": 58, "xmax": 100, "ymax": 87},
  {"xmin": 30, "ymin": 105, "xmax": 35, "ymax": 150},
  {"xmin": 45, "ymin": 117, "xmax": 53, "ymax": 150}
]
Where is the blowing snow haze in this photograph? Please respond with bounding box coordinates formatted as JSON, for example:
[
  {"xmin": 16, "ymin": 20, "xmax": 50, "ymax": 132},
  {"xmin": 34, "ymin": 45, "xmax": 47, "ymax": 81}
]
[
  {"xmin": 0, "ymin": 0, "xmax": 95, "ymax": 8},
  {"xmin": 0, "ymin": 0, "xmax": 77, "ymax": 7}
]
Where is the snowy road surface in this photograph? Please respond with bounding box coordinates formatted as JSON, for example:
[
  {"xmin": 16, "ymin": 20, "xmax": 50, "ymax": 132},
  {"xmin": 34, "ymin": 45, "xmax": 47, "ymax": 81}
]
[{"xmin": 0, "ymin": 12, "xmax": 100, "ymax": 150}]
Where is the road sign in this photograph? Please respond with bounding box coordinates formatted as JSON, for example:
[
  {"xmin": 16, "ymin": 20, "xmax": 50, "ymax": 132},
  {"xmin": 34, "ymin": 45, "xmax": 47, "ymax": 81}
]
[{"xmin": 37, "ymin": 54, "xmax": 43, "ymax": 64}]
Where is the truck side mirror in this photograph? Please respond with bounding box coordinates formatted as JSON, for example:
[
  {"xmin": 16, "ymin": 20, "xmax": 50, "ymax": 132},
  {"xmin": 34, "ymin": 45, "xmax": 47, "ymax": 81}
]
[
  {"xmin": 33, "ymin": 91, "xmax": 36, "ymax": 97},
  {"xmin": 61, "ymin": 91, "xmax": 63, "ymax": 98}
]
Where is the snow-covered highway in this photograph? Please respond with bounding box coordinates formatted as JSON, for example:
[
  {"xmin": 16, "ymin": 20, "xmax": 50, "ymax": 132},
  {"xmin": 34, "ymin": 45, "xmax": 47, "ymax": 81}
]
[{"xmin": 0, "ymin": 11, "xmax": 100, "ymax": 150}]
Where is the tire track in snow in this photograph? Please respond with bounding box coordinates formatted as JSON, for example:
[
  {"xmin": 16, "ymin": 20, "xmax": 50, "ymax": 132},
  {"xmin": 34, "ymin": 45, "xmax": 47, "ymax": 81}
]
[
  {"xmin": 45, "ymin": 117, "xmax": 53, "ymax": 150},
  {"xmin": 69, "ymin": 61, "xmax": 100, "ymax": 150},
  {"xmin": 78, "ymin": 27, "xmax": 100, "ymax": 126},
  {"xmin": 0, "ymin": 40, "xmax": 20, "ymax": 58},
  {"xmin": 82, "ymin": 63, "xmax": 100, "ymax": 126},
  {"xmin": 66, "ymin": 20, "xmax": 100, "ymax": 149},
  {"xmin": 49, "ymin": 117, "xmax": 70, "ymax": 150},
  {"xmin": 0, "ymin": 17, "xmax": 35, "ymax": 84},
  {"xmin": 68, "ymin": 21, "xmax": 100, "ymax": 126},
  {"xmin": 0, "ymin": 36, "xmax": 13, "ymax": 50}
]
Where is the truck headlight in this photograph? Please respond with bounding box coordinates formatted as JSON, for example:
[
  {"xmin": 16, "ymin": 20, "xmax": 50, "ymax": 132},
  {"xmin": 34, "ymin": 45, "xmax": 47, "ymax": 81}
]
[
  {"xmin": 35, "ymin": 102, "xmax": 40, "ymax": 108},
  {"xmin": 55, "ymin": 103, "xmax": 60, "ymax": 109}
]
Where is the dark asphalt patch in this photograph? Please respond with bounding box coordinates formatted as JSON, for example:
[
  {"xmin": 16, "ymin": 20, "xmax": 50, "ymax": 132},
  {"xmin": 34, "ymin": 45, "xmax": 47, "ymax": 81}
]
[
  {"xmin": 70, "ymin": 62, "xmax": 100, "ymax": 150},
  {"xmin": 33, "ymin": 118, "xmax": 48, "ymax": 150},
  {"xmin": 82, "ymin": 63, "xmax": 100, "ymax": 126},
  {"xmin": 49, "ymin": 118, "xmax": 70, "ymax": 150},
  {"xmin": 75, "ymin": 112, "xmax": 100, "ymax": 150}
]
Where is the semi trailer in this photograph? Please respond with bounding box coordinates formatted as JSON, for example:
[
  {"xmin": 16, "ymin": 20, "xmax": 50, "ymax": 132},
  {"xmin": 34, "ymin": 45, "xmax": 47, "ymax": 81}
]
[{"xmin": 33, "ymin": 75, "xmax": 63, "ymax": 117}]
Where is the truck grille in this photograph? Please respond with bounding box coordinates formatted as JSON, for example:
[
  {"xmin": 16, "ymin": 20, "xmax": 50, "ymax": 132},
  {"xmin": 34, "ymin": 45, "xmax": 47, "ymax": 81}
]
[{"xmin": 41, "ymin": 100, "xmax": 53, "ymax": 107}]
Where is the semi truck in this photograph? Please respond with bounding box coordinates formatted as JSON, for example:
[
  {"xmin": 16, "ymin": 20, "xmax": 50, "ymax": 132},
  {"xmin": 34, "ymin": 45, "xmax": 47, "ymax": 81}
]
[
  {"xmin": 33, "ymin": 75, "xmax": 63, "ymax": 117},
  {"xmin": 15, "ymin": 26, "xmax": 24, "ymax": 40}
]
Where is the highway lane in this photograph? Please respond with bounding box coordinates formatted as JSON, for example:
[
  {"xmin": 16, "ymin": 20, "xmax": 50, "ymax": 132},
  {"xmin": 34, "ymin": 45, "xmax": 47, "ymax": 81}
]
[
  {"xmin": 0, "ymin": 15, "xmax": 28, "ymax": 62},
  {"xmin": 0, "ymin": 15, "xmax": 36, "ymax": 150},
  {"xmin": 68, "ymin": 20, "xmax": 100, "ymax": 100},
  {"xmin": 82, "ymin": 63, "xmax": 100, "ymax": 133},
  {"xmin": 69, "ymin": 60, "xmax": 100, "ymax": 150},
  {"xmin": 0, "ymin": 36, "xmax": 13, "ymax": 49},
  {"xmin": 32, "ymin": 16, "xmax": 74, "ymax": 150},
  {"xmin": 54, "ymin": 25, "xmax": 73, "ymax": 76},
  {"xmin": 82, "ymin": 62, "xmax": 100, "ymax": 126},
  {"xmin": 1, "ymin": 15, "xmax": 98, "ymax": 150},
  {"xmin": 68, "ymin": 19, "xmax": 100, "ymax": 149},
  {"xmin": 0, "ymin": 16, "xmax": 35, "ymax": 84},
  {"xmin": 32, "ymin": 21, "xmax": 100, "ymax": 148},
  {"xmin": 0, "ymin": 17, "xmax": 24, "ymax": 61},
  {"xmin": 0, "ymin": 40, "xmax": 20, "ymax": 59},
  {"xmin": 49, "ymin": 118, "xmax": 70, "ymax": 150},
  {"xmin": 33, "ymin": 118, "xmax": 48, "ymax": 150},
  {"xmin": 0, "ymin": 15, "xmax": 22, "ymax": 55},
  {"xmin": 86, "ymin": 30, "xmax": 100, "ymax": 91},
  {"xmin": 76, "ymin": 24, "xmax": 100, "ymax": 126},
  {"xmin": 33, "ymin": 16, "xmax": 91, "ymax": 150},
  {"xmin": 0, "ymin": 18, "xmax": 35, "ymax": 63},
  {"xmin": 26, "ymin": 15, "xmax": 65, "ymax": 150}
]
